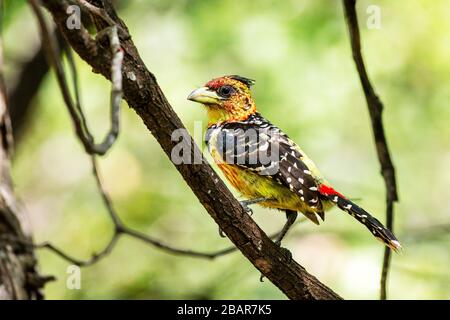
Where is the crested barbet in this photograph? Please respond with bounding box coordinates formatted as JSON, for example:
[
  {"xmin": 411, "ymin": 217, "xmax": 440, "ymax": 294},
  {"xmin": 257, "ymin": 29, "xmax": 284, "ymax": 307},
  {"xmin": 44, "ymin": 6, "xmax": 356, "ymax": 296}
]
[{"xmin": 187, "ymin": 75, "xmax": 401, "ymax": 251}]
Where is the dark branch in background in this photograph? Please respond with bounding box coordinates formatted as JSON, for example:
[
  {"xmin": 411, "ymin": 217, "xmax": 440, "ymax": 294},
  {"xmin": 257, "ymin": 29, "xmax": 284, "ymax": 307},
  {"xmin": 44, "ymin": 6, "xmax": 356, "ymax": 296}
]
[
  {"xmin": 342, "ymin": 0, "xmax": 399, "ymax": 300},
  {"xmin": 8, "ymin": 30, "xmax": 65, "ymax": 140},
  {"xmin": 33, "ymin": 0, "xmax": 341, "ymax": 300},
  {"xmin": 0, "ymin": 2, "xmax": 51, "ymax": 298}
]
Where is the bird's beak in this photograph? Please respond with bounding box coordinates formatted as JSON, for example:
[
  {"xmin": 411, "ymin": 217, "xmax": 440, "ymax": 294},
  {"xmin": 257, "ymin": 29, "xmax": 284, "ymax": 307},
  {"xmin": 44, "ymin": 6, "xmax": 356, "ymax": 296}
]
[{"xmin": 187, "ymin": 87, "xmax": 221, "ymax": 105}]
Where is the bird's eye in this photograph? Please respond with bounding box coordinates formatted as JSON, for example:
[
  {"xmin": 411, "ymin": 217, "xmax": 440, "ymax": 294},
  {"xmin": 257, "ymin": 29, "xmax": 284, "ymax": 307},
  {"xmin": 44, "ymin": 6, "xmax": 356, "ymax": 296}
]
[{"xmin": 217, "ymin": 85, "xmax": 234, "ymax": 98}]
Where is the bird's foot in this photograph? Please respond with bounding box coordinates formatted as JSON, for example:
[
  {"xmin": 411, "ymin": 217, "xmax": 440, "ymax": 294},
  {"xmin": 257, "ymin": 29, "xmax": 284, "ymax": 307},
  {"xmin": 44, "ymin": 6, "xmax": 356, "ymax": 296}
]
[
  {"xmin": 239, "ymin": 201, "xmax": 253, "ymax": 216},
  {"xmin": 220, "ymin": 197, "xmax": 269, "ymax": 238},
  {"xmin": 259, "ymin": 243, "xmax": 293, "ymax": 282},
  {"xmin": 218, "ymin": 227, "xmax": 226, "ymax": 238},
  {"xmin": 278, "ymin": 246, "xmax": 293, "ymax": 263},
  {"xmin": 274, "ymin": 240, "xmax": 293, "ymax": 263},
  {"xmin": 239, "ymin": 197, "xmax": 269, "ymax": 216}
]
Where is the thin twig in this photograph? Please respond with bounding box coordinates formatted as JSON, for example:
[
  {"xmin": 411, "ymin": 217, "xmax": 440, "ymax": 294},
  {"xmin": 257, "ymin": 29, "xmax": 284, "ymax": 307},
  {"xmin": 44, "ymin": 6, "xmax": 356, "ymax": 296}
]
[
  {"xmin": 1, "ymin": 213, "xmax": 305, "ymax": 266},
  {"xmin": 342, "ymin": 0, "xmax": 399, "ymax": 300},
  {"xmin": 8, "ymin": 149, "xmax": 307, "ymax": 264},
  {"xmin": 33, "ymin": 231, "xmax": 236, "ymax": 264},
  {"xmin": 36, "ymin": 234, "xmax": 238, "ymax": 264},
  {"xmin": 29, "ymin": 0, "xmax": 122, "ymax": 156},
  {"xmin": 89, "ymin": 154, "xmax": 244, "ymax": 260},
  {"xmin": 76, "ymin": 0, "xmax": 115, "ymax": 26},
  {"xmin": 65, "ymin": 46, "xmax": 92, "ymax": 142},
  {"xmin": 1, "ymin": 222, "xmax": 296, "ymax": 266},
  {"xmin": 36, "ymin": 234, "xmax": 120, "ymax": 267}
]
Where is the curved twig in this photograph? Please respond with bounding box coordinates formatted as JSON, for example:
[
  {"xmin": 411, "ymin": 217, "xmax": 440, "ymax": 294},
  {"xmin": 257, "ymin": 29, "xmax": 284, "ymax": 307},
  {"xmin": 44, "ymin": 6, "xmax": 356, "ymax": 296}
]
[
  {"xmin": 29, "ymin": 0, "xmax": 121, "ymax": 155},
  {"xmin": 342, "ymin": 0, "xmax": 399, "ymax": 300}
]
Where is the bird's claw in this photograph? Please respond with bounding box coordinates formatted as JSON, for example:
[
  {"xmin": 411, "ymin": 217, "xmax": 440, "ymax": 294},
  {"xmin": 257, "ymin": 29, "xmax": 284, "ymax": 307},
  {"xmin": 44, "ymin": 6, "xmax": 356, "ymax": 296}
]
[
  {"xmin": 274, "ymin": 240, "xmax": 293, "ymax": 263},
  {"xmin": 279, "ymin": 246, "xmax": 293, "ymax": 263},
  {"xmin": 259, "ymin": 245, "xmax": 292, "ymax": 283},
  {"xmin": 240, "ymin": 201, "xmax": 253, "ymax": 216},
  {"xmin": 218, "ymin": 227, "xmax": 226, "ymax": 238},
  {"xmin": 220, "ymin": 198, "xmax": 263, "ymax": 238}
]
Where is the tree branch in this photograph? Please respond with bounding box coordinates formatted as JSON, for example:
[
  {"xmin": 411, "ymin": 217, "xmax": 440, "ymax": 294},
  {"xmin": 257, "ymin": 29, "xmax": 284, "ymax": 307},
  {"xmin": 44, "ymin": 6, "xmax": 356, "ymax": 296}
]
[
  {"xmin": 0, "ymin": 8, "xmax": 52, "ymax": 298},
  {"xmin": 8, "ymin": 29, "xmax": 65, "ymax": 140},
  {"xmin": 342, "ymin": 0, "xmax": 399, "ymax": 300},
  {"xmin": 37, "ymin": 0, "xmax": 341, "ymax": 300},
  {"xmin": 29, "ymin": 0, "xmax": 121, "ymax": 156}
]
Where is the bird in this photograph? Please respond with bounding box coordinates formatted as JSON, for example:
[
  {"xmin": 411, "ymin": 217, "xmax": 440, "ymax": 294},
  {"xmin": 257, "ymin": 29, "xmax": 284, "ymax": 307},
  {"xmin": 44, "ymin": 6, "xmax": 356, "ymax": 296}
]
[{"xmin": 187, "ymin": 75, "xmax": 401, "ymax": 252}]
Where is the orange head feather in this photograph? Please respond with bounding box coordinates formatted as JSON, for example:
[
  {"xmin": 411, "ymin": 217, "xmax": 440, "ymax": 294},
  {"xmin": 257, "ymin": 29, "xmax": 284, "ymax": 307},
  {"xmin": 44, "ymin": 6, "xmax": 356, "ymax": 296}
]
[{"xmin": 187, "ymin": 75, "xmax": 257, "ymax": 125}]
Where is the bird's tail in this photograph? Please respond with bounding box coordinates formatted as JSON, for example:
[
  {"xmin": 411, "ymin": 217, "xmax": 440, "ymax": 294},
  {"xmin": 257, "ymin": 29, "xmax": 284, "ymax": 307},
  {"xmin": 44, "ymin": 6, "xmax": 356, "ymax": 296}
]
[{"xmin": 319, "ymin": 185, "xmax": 402, "ymax": 252}]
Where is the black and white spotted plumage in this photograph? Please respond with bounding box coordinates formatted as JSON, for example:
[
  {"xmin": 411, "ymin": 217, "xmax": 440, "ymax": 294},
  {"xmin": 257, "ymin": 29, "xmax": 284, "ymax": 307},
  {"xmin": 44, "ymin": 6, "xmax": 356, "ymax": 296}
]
[
  {"xmin": 206, "ymin": 113, "xmax": 325, "ymax": 223},
  {"xmin": 325, "ymin": 194, "xmax": 400, "ymax": 250}
]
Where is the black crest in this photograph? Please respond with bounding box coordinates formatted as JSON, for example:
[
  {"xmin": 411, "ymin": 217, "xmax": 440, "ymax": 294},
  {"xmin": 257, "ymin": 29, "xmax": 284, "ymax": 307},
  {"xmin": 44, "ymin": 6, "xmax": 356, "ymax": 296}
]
[{"xmin": 228, "ymin": 75, "xmax": 256, "ymax": 88}]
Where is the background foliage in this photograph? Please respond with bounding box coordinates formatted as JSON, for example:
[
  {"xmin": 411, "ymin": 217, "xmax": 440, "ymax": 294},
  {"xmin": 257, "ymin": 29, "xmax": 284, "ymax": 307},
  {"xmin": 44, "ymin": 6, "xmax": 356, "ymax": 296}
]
[{"xmin": 3, "ymin": 0, "xmax": 449, "ymax": 299}]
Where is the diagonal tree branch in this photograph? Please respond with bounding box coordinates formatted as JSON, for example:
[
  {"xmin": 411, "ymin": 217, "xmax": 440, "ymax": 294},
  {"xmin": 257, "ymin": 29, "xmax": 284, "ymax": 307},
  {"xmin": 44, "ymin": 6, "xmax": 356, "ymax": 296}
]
[
  {"xmin": 342, "ymin": 0, "xmax": 399, "ymax": 300},
  {"xmin": 38, "ymin": 0, "xmax": 341, "ymax": 300}
]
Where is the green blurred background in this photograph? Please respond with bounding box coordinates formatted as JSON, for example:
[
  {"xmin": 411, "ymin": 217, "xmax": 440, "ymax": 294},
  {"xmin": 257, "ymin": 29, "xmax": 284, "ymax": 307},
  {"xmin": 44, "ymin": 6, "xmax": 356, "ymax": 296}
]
[{"xmin": 2, "ymin": 0, "xmax": 449, "ymax": 299}]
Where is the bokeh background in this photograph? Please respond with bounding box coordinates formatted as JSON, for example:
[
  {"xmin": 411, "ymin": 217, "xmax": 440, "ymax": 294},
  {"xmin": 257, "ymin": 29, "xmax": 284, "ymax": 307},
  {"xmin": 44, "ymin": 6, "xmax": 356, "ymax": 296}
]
[{"xmin": 2, "ymin": 0, "xmax": 449, "ymax": 299}]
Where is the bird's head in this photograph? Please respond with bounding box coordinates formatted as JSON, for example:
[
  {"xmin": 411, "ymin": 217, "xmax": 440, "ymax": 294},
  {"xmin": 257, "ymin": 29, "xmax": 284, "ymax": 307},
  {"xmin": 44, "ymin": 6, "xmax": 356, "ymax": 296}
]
[{"xmin": 187, "ymin": 75, "xmax": 257, "ymax": 125}]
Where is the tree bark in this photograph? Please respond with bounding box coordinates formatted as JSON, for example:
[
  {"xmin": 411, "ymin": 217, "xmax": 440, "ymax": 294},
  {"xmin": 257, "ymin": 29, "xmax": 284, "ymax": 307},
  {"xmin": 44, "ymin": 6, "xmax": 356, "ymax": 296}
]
[{"xmin": 0, "ymin": 34, "xmax": 46, "ymax": 300}]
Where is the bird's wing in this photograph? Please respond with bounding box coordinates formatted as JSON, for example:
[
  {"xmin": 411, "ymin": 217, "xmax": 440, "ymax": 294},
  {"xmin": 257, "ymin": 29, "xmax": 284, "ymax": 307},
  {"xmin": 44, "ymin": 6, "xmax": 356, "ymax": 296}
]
[{"xmin": 211, "ymin": 114, "xmax": 323, "ymax": 214}]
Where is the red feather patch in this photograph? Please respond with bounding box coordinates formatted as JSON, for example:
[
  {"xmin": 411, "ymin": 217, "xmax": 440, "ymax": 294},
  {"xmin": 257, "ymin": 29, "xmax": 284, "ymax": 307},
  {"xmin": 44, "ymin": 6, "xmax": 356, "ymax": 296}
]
[{"xmin": 319, "ymin": 184, "xmax": 346, "ymax": 199}]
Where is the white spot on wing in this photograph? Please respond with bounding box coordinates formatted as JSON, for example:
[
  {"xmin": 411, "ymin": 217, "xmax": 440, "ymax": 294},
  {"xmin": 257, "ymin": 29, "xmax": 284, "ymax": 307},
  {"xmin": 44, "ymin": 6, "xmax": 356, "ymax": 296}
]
[{"xmin": 259, "ymin": 142, "xmax": 269, "ymax": 152}]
